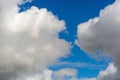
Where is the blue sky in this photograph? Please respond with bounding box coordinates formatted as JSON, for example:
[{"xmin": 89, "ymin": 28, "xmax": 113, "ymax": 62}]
[{"xmin": 19, "ymin": 0, "xmax": 115, "ymax": 79}]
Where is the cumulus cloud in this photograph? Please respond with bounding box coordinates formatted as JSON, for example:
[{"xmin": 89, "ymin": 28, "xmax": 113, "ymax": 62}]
[
  {"xmin": 17, "ymin": 68, "xmax": 77, "ymax": 80},
  {"xmin": 78, "ymin": 63, "xmax": 117, "ymax": 80},
  {"xmin": 76, "ymin": 0, "xmax": 120, "ymax": 79},
  {"xmin": 70, "ymin": 63, "xmax": 116, "ymax": 80},
  {"xmin": 0, "ymin": 0, "xmax": 70, "ymax": 80},
  {"xmin": 21, "ymin": 69, "xmax": 53, "ymax": 80},
  {"xmin": 53, "ymin": 68, "xmax": 78, "ymax": 80}
]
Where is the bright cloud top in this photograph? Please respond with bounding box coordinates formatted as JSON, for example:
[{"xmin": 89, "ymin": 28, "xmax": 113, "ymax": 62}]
[
  {"xmin": 0, "ymin": 0, "xmax": 70, "ymax": 80},
  {"xmin": 76, "ymin": 0, "xmax": 120, "ymax": 80}
]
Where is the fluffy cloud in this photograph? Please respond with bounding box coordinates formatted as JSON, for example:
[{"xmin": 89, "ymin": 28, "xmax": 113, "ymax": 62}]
[
  {"xmin": 21, "ymin": 69, "xmax": 53, "ymax": 80},
  {"xmin": 79, "ymin": 63, "xmax": 117, "ymax": 80},
  {"xmin": 17, "ymin": 68, "xmax": 77, "ymax": 80},
  {"xmin": 76, "ymin": 0, "xmax": 120, "ymax": 79},
  {"xmin": 0, "ymin": 0, "xmax": 70, "ymax": 80},
  {"xmin": 70, "ymin": 63, "xmax": 117, "ymax": 80},
  {"xmin": 53, "ymin": 68, "xmax": 78, "ymax": 80}
]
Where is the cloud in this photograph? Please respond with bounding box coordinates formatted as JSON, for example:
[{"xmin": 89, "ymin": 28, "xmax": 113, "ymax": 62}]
[
  {"xmin": 79, "ymin": 63, "xmax": 117, "ymax": 80},
  {"xmin": 71, "ymin": 63, "xmax": 117, "ymax": 80},
  {"xmin": 17, "ymin": 68, "xmax": 77, "ymax": 80},
  {"xmin": 21, "ymin": 69, "xmax": 53, "ymax": 80},
  {"xmin": 53, "ymin": 68, "xmax": 77, "ymax": 80},
  {"xmin": 76, "ymin": 0, "xmax": 120, "ymax": 79},
  {"xmin": 97, "ymin": 63, "xmax": 117, "ymax": 80},
  {"xmin": 0, "ymin": 0, "xmax": 70, "ymax": 80},
  {"xmin": 50, "ymin": 61, "xmax": 106, "ymax": 70}
]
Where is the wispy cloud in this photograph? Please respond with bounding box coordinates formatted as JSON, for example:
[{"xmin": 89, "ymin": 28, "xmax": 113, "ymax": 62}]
[{"xmin": 50, "ymin": 62, "xmax": 106, "ymax": 70}]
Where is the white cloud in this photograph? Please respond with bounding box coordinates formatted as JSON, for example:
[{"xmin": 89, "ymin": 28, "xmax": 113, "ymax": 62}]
[
  {"xmin": 53, "ymin": 68, "xmax": 78, "ymax": 80},
  {"xmin": 71, "ymin": 63, "xmax": 117, "ymax": 80},
  {"xmin": 0, "ymin": 0, "xmax": 71, "ymax": 80},
  {"xmin": 76, "ymin": 0, "xmax": 120, "ymax": 79},
  {"xmin": 17, "ymin": 68, "xmax": 77, "ymax": 80},
  {"xmin": 22, "ymin": 69, "xmax": 53, "ymax": 80},
  {"xmin": 97, "ymin": 63, "xmax": 117, "ymax": 79},
  {"xmin": 50, "ymin": 61, "xmax": 106, "ymax": 69}
]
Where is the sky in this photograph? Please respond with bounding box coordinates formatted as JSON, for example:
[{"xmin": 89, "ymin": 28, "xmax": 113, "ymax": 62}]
[
  {"xmin": 21, "ymin": 0, "xmax": 114, "ymax": 78},
  {"xmin": 1, "ymin": 0, "xmax": 120, "ymax": 80}
]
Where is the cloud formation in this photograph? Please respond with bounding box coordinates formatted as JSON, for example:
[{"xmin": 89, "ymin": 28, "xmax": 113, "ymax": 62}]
[
  {"xmin": 24, "ymin": 64, "xmax": 116, "ymax": 80},
  {"xmin": 0, "ymin": 0, "xmax": 70, "ymax": 80},
  {"xmin": 21, "ymin": 69, "xmax": 53, "ymax": 80},
  {"xmin": 18, "ymin": 68, "xmax": 77, "ymax": 80},
  {"xmin": 79, "ymin": 63, "xmax": 117, "ymax": 80},
  {"xmin": 76, "ymin": 0, "xmax": 120, "ymax": 79},
  {"xmin": 53, "ymin": 68, "xmax": 77, "ymax": 80}
]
